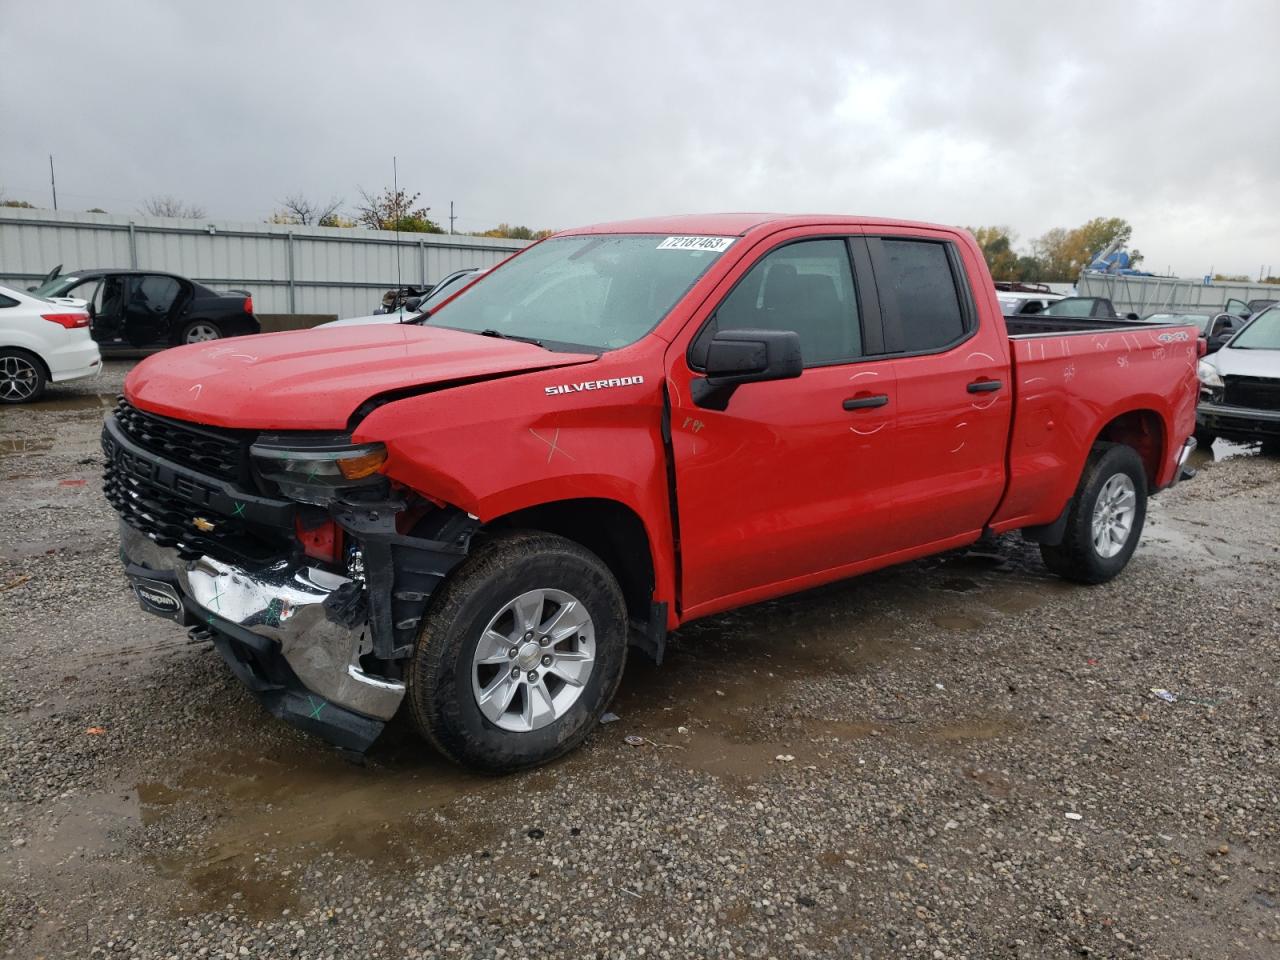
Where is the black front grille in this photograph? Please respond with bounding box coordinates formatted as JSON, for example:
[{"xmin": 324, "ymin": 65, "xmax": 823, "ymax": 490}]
[
  {"xmin": 1223, "ymin": 376, "xmax": 1280, "ymax": 411},
  {"xmin": 102, "ymin": 419, "xmax": 293, "ymax": 567},
  {"xmin": 113, "ymin": 398, "xmax": 252, "ymax": 483}
]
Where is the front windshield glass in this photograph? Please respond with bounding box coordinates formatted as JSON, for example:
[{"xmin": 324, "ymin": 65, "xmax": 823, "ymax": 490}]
[
  {"xmin": 1146, "ymin": 313, "xmax": 1211, "ymax": 332},
  {"xmin": 430, "ymin": 234, "xmax": 732, "ymax": 350},
  {"xmin": 31, "ymin": 276, "xmax": 81, "ymax": 298},
  {"xmin": 1230, "ymin": 306, "xmax": 1280, "ymax": 350}
]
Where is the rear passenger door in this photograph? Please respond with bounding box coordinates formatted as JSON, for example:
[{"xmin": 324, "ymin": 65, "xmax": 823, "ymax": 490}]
[
  {"xmin": 865, "ymin": 231, "xmax": 1012, "ymax": 550},
  {"xmin": 667, "ymin": 232, "xmax": 900, "ymax": 614},
  {"xmin": 123, "ymin": 274, "xmax": 184, "ymax": 345}
]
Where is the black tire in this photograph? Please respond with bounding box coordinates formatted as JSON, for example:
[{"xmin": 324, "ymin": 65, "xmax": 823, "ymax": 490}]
[
  {"xmin": 0, "ymin": 348, "xmax": 48, "ymax": 404},
  {"xmin": 407, "ymin": 531, "xmax": 627, "ymax": 773},
  {"xmin": 1193, "ymin": 426, "xmax": 1217, "ymax": 449},
  {"xmin": 178, "ymin": 319, "xmax": 224, "ymax": 344},
  {"xmin": 1261, "ymin": 438, "xmax": 1280, "ymax": 457},
  {"xmin": 1040, "ymin": 442, "xmax": 1148, "ymax": 585}
]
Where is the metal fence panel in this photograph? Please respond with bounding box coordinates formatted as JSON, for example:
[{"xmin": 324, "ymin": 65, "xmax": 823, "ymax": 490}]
[
  {"xmin": 1078, "ymin": 272, "xmax": 1280, "ymax": 316},
  {"xmin": 0, "ymin": 208, "xmax": 529, "ymax": 317}
]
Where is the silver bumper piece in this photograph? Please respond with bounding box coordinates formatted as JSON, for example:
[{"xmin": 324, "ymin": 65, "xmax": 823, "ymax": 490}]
[{"xmin": 120, "ymin": 522, "xmax": 405, "ymax": 720}]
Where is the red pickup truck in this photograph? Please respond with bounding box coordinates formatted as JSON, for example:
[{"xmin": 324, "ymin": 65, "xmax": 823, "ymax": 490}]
[{"xmin": 104, "ymin": 214, "xmax": 1200, "ymax": 770}]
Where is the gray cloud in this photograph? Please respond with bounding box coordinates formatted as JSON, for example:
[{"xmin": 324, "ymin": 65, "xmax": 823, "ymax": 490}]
[{"xmin": 2, "ymin": 0, "xmax": 1276, "ymax": 276}]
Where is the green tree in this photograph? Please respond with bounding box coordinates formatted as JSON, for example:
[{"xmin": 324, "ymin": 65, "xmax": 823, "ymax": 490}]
[
  {"xmin": 355, "ymin": 187, "xmax": 443, "ymax": 233},
  {"xmin": 1034, "ymin": 217, "xmax": 1140, "ymax": 280},
  {"xmin": 476, "ymin": 223, "xmax": 555, "ymax": 241},
  {"xmin": 968, "ymin": 226, "xmax": 1029, "ymax": 280}
]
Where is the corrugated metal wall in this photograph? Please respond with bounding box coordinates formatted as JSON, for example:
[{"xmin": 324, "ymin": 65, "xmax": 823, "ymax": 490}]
[
  {"xmin": 0, "ymin": 208, "xmax": 530, "ymax": 318},
  {"xmin": 1078, "ymin": 272, "xmax": 1280, "ymax": 316}
]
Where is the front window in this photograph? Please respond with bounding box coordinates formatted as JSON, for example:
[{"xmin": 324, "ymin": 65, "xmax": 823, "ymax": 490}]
[
  {"xmin": 1230, "ymin": 306, "xmax": 1280, "ymax": 350},
  {"xmin": 430, "ymin": 234, "xmax": 732, "ymax": 351}
]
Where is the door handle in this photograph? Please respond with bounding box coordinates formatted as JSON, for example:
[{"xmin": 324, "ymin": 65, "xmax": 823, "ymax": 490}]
[
  {"xmin": 843, "ymin": 393, "xmax": 889, "ymax": 410},
  {"xmin": 967, "ymin": 379, "xmax": 1003, "ymax": 394}
]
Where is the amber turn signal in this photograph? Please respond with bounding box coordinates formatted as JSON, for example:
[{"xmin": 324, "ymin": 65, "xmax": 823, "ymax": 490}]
[{"xmin": 337, "ymin": 447, "xmax": 388, "ymax": 479}]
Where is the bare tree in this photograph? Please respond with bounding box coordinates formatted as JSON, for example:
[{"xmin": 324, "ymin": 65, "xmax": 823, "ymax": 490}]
[
  {"xmin": 272, "ymin": 193, "xmax": 344, "ymax": 226},
  {"xmin": 141, "ymin": 195, "xmax": 206, "ymax": 219}
]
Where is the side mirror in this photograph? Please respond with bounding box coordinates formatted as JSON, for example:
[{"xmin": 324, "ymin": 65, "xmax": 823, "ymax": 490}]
[
  {"xmin": 403, "ymin": 296, "xmax": 423, "ymax": 313},
  {"xmin": 1125, "ymin": 312, "xmax": 1140, "ymax": 321},
  {"xmin": 692, "ymin": 328, "xmax": 803, "ymax": 410}
]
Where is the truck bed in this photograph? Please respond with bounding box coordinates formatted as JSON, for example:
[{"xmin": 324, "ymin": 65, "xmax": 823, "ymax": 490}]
[{"xmin": 1004, "ymin": 316, "xmax": 1147, "ymax": 337}]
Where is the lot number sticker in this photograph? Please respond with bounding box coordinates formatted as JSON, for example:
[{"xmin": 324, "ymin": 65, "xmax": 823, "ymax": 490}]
[{"xmin": 657, "ymin": 236, "xmax": 735, "ymax": 252}]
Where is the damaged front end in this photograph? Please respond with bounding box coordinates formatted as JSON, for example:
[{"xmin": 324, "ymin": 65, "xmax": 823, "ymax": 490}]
[{"xmin": 102, "ymin": 399, "xmax": 475, "ymax": 751}]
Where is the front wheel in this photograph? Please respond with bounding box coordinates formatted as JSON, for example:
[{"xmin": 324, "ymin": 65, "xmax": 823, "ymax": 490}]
[
  {"xmin": 1040, "ymin": 442, "xmax": 1148, "ymax": 584},
  {"xmin": 407, "ymin": 531, "xmax": 628, "ymax": 772}
]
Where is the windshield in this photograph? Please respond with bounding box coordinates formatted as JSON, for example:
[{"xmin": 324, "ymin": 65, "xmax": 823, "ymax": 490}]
[
  {"xmin": 430, "ymin": 234, "xmax": 732, "ymax": 350},
  {"xmin": 31, "ymin": 276, "xmax": 82, "ymax": 298},
  {"xmin": 1230, "ymin": 306, "xmax": 1280, "ymax": 350}
]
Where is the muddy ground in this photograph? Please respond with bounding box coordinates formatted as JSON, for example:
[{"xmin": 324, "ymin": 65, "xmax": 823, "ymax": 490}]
[{"xmin": 2, "ymin": 362, "xmax": 1278, "ymax": 959}]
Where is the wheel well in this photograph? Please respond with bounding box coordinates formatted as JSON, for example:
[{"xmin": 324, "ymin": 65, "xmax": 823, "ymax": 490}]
[
  {"xmin": 0, "ymin": 346, "xmax": 51, "ymax": 381},
  {"xmin": 486, "ymin": 499, "xmax": 655, "ymax": 622},
  {"xmin": 1096, "ymin": 409, "xmax": 1164, "ymax": 490}
]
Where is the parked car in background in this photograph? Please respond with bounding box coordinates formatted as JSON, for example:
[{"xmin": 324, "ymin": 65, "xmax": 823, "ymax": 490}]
[
  {"xmin": 29, "ymin": 267, "xmax": 259, "ymax": 347},
  {"xmin": 1196, "ymin": 303, "xmax": 1280, "ymax": 450},
  {"xmin": 0, "ymin": 282, "xmax": 101, "ymax": 403},
  {"xmin": 996, "ymin": 286, "xmax": 1065, "ymax": 316},
  {"xmin": 1038, "ymin": 296, "xmax": 1139, "ymax": 320},
  {"xmin": 321, "ymin": 267, "xmax": 489, "ymax": 329}
]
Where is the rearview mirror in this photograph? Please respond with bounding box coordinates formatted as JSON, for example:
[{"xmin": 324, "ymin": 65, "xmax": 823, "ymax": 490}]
[
  {"xmin": 403, "ymin": 296, "xmax": 423, "ymax": 313},
  {"xmin": 692, "ymin": 328, "xmax": 803, "ymax": 410}
]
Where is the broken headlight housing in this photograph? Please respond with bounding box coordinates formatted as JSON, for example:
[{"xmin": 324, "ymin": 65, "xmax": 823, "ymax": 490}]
[
  {"xmin": 251, "ymin": 434, "xmax": 388, "ymax": 505},
  {"xmin": 1197, "ymin": 359, "xmax": 1223, "ymax": 389}
]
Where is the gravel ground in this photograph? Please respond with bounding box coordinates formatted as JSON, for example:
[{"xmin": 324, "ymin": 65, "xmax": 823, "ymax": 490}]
[{"xmin": 2, "ymin": 361, "xmax": 1278, "ymax": 959}]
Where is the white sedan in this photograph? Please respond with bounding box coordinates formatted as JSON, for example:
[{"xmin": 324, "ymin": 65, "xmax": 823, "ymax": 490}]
[{"xmin": 0, "ymin": 283, "xmax": 102, "ymax": 403}]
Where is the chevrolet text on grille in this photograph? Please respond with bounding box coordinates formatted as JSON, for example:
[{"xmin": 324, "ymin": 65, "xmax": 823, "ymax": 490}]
[{"xmin": 544, "ymin": 375, "xmax": 645, "ymax": 396}]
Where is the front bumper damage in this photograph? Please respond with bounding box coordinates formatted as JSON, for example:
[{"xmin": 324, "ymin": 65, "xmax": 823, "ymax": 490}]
[
  {"xmin": 121, "ymin": 521, "xmax": 404, "ymax": 750},
  {"xmin": 103, "ymin": 407, "xmax": 475, "ymax": 751}
]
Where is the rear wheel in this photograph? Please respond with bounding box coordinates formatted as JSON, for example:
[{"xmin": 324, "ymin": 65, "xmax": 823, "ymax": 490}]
[
  {"xmin": 180, "ymin": 320, "xmax": 223, "ymax": 343},
  {"xmin": 0, "ymin": 349, "xmax": 47, "ymax": 403},
  {"xmin": 407, "ymin": 531, "xmax": 628, "ymax": 772},
  {"xmin": 1040, "ymin": 443, "xmax": 1148, "ymax": 584}
]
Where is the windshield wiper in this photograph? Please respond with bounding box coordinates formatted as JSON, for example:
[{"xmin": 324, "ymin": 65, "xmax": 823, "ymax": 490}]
[{"xmin": 478, "ymin": 328, "xmax": 545, "ymax": 348}]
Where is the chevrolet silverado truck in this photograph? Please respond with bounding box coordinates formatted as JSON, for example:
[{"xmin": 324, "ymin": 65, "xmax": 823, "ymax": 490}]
[{"xmin": 103, "ymin": 214, "xmax": 1200, "ymax": 771}]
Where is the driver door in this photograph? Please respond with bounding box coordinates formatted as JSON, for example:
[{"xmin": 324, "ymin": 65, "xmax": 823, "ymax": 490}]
[{"xmin": 665, "ymin": 233, "xmax": 900, "ymax": 618}]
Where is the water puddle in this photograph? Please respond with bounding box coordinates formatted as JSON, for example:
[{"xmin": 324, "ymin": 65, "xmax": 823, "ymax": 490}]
[
  {"xmin": 23, "ymin": 393, "xmax": 116, "ymax": 414},
  {"xmin": 0, "ymin": 437, "xmax": 54, "ymax": 458}
]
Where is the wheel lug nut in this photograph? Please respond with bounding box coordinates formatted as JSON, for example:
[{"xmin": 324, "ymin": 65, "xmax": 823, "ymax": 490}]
[
  {"xmin": 539, "ymin": 636, "xmax": 550, "ymax": 646},
  {"xmin": 541, "ymin": 655, "xmax": 552, "ymax": 666},
  {"xmin": 524, "ymin": 632, "xmax": 533, "ymax": 640},
  {"xmin": 509, "ymin": 647, "xmax": 518, "ymax": 658},
  {"xmin": 527, "ymin": 671, "xmax": 538, "ymax": 682},
  {"xmin": 510, "ymin": 667, "xmax": 520, "ymax": 678}
]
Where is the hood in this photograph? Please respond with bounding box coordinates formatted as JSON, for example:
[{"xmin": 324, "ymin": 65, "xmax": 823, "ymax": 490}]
[
  {"xmin": 124, "ymin": 324, "xmax": 597, "ymax": 429},
  {"xmin": 1209, "ymin": 345, "xmax": 1280, "ymax": 379}
]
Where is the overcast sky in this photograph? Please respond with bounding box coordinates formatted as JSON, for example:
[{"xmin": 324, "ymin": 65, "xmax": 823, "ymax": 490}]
[{"xmin": 2, "ymin": 1, "xmax": 1276, "ymax": 277}]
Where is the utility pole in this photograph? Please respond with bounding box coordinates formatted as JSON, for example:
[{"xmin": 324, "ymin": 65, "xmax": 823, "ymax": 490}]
[
  {"xmin": 449, "ymin": 201, "xmax": 456, "ymax": 235},
  {"xmin": 49, "ymin": 155, "xmax": 57, "ymax": 210}
]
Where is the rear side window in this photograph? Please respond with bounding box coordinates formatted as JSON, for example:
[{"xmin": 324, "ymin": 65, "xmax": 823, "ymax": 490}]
[
  {"xmin": 696, "ymin": 239, "xmax": 861, "ymax": 367},
  {"xmin": 874, "ymin": 239, "xmax": 966, "ymax": 353},
  {"xmin": 0, "ymin": 294, "xmax": 17, "ymax": 308}
]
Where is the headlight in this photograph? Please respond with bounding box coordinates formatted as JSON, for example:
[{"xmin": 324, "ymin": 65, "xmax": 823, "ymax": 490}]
[
  {"xmin": 251, "ymin": 436, "xmax": 387, "ymax": 505},
  {"xmin": 1197, "ymin": 360, "xmax": 1223, "ymax": 388}
]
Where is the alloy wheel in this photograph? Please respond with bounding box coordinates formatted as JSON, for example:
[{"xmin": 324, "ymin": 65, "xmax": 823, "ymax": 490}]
[
  {"xmin": 0, "ymin": 355, "xmax": 39, "ymax": 401},
  {"xmin": 1091, "ymin": 472, "xmax": 1137, "ymax": 558},
  {"xmin": 470, "ymin": 588, "xmax": 596, "ymax": 732}
]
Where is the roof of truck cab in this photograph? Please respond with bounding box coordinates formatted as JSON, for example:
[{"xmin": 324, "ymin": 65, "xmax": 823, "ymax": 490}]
[{"xmin": 556, "ymin": 213, "xmax": 964, "ymax": 238}]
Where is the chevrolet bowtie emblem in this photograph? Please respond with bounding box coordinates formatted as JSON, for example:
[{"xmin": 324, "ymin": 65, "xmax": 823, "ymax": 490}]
[{"xmin": 192, "ymin": 517, "xmax": 216, "ymax": 532}]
